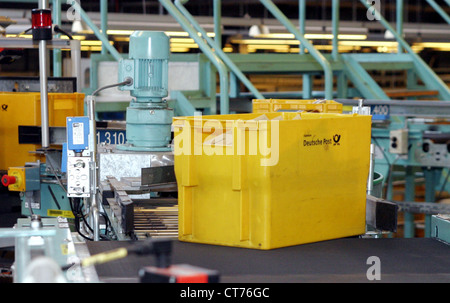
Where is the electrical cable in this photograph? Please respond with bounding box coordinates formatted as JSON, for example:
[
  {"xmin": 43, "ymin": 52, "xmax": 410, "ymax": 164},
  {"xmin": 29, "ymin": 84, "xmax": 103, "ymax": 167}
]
[
  {"xmin": 91, "ymin": 78, "xmax": 133, "ymax": 96},
  {"xmin": 69, "ymin": 197, "xmax": 94, "ymax": 241},
  {"xmin": 53, "ymin": 25, "xmax": 73, "ymax": 40},
  {"xmin": 16, "ymin": 27, "xmax": 31, "ymax": 36}
]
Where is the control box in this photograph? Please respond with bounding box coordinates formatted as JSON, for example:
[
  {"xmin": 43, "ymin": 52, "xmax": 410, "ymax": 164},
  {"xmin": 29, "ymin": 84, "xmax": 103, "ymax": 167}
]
[
  {"xmin": 66, "ymin": 117, "xmax": 92, "ymax": 198},
  {"xmin": 389, "ymin": 129, "xmax": 409, "ymax": 154}
]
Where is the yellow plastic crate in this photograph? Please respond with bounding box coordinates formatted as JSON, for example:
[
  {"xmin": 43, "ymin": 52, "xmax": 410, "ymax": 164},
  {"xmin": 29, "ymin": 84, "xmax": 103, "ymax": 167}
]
[
  {"xmin": 252, "ymin": 99, "xmax": 343, "ymax": 114},
  {"xmin": 173, "ymin": 112, "xmax": 372, "ymax": 250},
  {"xmin": 0, "ymin": 92, "xmax": 84, "ymax": 170}
]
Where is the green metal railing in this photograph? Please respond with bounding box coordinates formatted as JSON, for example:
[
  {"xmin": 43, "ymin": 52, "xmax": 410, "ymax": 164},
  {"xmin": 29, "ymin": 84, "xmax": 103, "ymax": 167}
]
[
  {"xmin": 5, "ymin": 0, "xmax": 450, "ymax": 102},
  {"xmin": 359, "ymin": 0, "xmax": 450, "ymax": 100},
  {"xmin": 159, "ymin": 0, "xmax": 230, "ymax": 114},
  {"xmin": 426, "ymin": 0, "xmax": 450, "ymax": 24},
  {"xmin": 259, "ymin": 0, "xmax": 334, "ymax": 100},
  {"xmin": 69, "ymin": 0, "xmax": 122, "ymax": 61},
  {"xmin": 173, "ymin": 0, "xmax": 264, "ymax": 100}
]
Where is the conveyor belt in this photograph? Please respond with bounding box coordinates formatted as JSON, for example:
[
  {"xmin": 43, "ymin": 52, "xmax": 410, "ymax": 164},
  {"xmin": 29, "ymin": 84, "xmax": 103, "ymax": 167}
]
[{"xmin": 85, "ymin": 238, "xmax": 450, "ymax": 283}]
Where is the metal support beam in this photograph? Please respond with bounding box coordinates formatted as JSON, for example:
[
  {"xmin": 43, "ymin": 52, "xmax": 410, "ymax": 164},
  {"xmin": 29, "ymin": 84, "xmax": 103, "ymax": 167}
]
[
  {"xmin": 100, "ymin": 0, "xmax": 108, "ymax": 54},
  {"xmin": 397, "ymin": 0, "xmax": 404, "ymax": 53},
  {"xmin": 426, "ymin": 0, "xmax": 450, "ymax": 24},
  {"xmin": 332, "ymin": 0, "xmax": 339, "ymax": 61},
  {"xmin": 52, "ymin": 0, "xmax": 62, "ymax": 77},
  {"xmin": 299, "ymin": 0, "xmax": 311, "ymax": 99},
  {"xmin": 160, "ymin": 0, "xmax": 230, "ymax": 114},
  {"xmin": 359, "ymin": 0, "xmax": 450, "ymax": 100},
  {"xmin": 69, "ymin": 0, "xmax": 122, "ymax": 61},
  {"xmin": 174, "ymin": 0, "xmax": 264, "ymax": 100},
  {"xmin": 423, "ymin": 168, "xmax": 442, "ymax": 238},
  {"xmin": 213, "ymin": 0, "xmax": 221, "ymax": 48},
  {"xmin": 403, "ymin": 166, "xmax": 415, "ymax": 238},
  {"xmin": 336, "ymin": 98, "xmax": 450, "ymax": 117},
  {"xmin": 260, "ymin": 0, "xmax": 333, "ymax": 100}
]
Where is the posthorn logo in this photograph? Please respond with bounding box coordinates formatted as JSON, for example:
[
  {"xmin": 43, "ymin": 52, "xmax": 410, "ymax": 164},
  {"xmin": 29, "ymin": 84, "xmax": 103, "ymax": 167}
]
[{"xmin": 333, "ymin": 134, "xmax": 341, "ymax": 146}]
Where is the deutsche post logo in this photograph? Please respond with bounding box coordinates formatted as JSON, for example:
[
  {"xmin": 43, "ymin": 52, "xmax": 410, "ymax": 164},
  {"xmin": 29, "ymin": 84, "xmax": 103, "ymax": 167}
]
[{"xmin": 333, "ymin": 134, "xmax": 341, "ymax": 145}]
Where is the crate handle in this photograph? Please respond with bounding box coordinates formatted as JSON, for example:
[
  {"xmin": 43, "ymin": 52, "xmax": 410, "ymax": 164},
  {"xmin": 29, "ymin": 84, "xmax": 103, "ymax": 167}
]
[
  {"xmin": 232, "ymin": 153, "xmax": 249, "ymax": 241},
  {"xmin": 181, "ymin": 186, "xmax": 193, "ymax": 236}
]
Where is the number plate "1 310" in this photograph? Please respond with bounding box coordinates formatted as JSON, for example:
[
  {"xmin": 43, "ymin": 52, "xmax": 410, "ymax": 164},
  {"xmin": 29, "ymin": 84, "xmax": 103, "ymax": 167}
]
[{"xmin": 96, "ymin": 129, "xmax": 126, "ymax": 145}]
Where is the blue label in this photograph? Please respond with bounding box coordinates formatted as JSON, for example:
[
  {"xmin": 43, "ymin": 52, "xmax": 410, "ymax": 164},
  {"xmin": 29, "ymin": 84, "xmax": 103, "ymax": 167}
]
[
  {"xmin": 370, "ymin": 104, "xmax": 390, "ymax": 120},
  {"xmin": 67, "ymin": 116, "xmax": 90, "ymax": 151}
]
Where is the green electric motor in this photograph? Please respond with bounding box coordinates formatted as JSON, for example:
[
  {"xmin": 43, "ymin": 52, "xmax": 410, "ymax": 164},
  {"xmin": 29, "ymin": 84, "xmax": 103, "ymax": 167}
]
[{"xmin": 118, "ymin": 31, "xmax": 173, "ymax": 150}]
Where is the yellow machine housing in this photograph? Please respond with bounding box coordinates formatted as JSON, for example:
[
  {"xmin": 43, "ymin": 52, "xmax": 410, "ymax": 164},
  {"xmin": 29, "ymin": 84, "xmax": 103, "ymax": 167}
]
[
  {"xmin": 0, "ymin": 92, "xmax": 84, "ymax": 171},
  {"xmin": 173, "ymin": 112, "xmax": 372, "ymax": 250}
]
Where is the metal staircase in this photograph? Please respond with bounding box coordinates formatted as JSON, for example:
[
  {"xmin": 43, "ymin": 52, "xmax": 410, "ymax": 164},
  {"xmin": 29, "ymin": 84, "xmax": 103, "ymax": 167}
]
[{"xmin": 158, "ymin": 0, "xmax": 450, "ymax": 113}]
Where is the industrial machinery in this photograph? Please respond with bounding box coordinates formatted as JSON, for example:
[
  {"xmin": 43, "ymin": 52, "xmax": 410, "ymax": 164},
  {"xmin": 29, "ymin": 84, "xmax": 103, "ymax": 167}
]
[
  {"xmin": 117, "ymin": 31, "xmax": 173, "ymax": 152},
  {"xmin": 337, "ymin": 99, "xmax": 450, "ymax": 238},
  {"xmin": 0, "ymin": 0, "xmax": 449, "ymax": 285}
]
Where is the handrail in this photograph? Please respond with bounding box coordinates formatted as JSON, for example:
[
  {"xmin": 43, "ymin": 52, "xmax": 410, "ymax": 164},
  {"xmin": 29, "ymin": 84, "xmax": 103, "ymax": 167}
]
[
  {"xmin": 397, "ymin": 0, "xmax": 404, "ymax": 53},
  {"xmin": 425, "ymin": 0, "xmax": 450, "ymax": 24},
  {"xmin": 260, "ymin": 0, "xmax": 334, "ymax": 100},
  {"xmin": 175, "ymin": 0, "xmax": 264, "ymax": 100},
  {"xmin": 69, "ymin": 0, "xmax": 122, "ymax": 61},
  {"xmin": 213, "ymin": 0, "xmax": 221, "ymax": 47},
  {"xmin": 299, "ymin": 0, "xmax": 311, "ymax": 99},
  {"xmin": 159, "ymin": 0, "xmax": 230, "ymax": 114},
  {"xmin": 100, "ymin": 0, "xmax": 108, "ymax": 54},
  {"xmin": 359, "ymin": 0, "xmax": 450, "ymax": 100},
  {"xmin": 52, "ymin": 0, "xmax": 62, "ymax": 77}
]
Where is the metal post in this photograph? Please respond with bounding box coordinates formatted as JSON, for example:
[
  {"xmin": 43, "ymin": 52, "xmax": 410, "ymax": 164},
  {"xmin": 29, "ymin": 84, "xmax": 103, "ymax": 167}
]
[
  {"xmin": 404, "ymin": 166, "xmax": 415, "ymax": 238},
  {"xmin": 299, "ymin": 0, "xmax": 311, "ymax": 99},
  {"xmin": 366, "ymin": 144, "xmax": 375, "ymax": 196},
  {"xmin": 332, "ymin": 0, "xmax": 339, "ymax": 61},
  {"xmin": 100, "ymin": 0, "xmax": 108, "ymax": 54},
  {"xmin": 70, "ymin": 39, "xmax": 82, "ymax": 92},
  {"xmin": 87, "ymin": 95, "xmax": 99, "ymax": 241},
  {"xmin": 39, "ymin": 0, "xmax": 50, "ymax": 149},
  {"xmin": 52, "ymin": 0, "xmax": 62, "ymax": 77},
  {"xmin": 397, "ymin": 0, "xmax": 403, "ymax": 53},
  {"xmin": 423, "ymin": 168, "xmax": 440, "ymax": 238},
  {"xmin": 213, "ymin": 0, "xmax": 221, "ymax": 48}
]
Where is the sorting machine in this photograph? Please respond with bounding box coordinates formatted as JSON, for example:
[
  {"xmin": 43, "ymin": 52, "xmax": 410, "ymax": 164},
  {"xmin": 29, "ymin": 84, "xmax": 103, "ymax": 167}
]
[{"xmin": 0, "ymin": 2, "xmax": 449, "ymax": 284}]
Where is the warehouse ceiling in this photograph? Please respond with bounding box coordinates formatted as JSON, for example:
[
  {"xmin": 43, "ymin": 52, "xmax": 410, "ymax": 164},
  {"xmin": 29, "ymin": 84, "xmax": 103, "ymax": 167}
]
[
  {"xmin": 1, "ymin": 0, "xmax": 450, "ymax": 23},
  {"xmin": 1, "ymin": 1, "xmax": 450, "ymax": 58}
]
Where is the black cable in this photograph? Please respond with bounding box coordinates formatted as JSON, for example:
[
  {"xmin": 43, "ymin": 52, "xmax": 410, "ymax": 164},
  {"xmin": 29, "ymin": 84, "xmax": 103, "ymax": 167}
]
[
  {"xmin": 69, "ymin": 197, "xmax": 94, "ymax": 241},
  {"xmin": 16, "ymin": 27, "xmax": 32, "ymax": 36},
  {"xmin": 92, "ymin": 78, "xmax": 133, "ymax": 96},
  {"xmin": 53, "ymin": 25, "xmax": 73, "ymax": 40}
]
